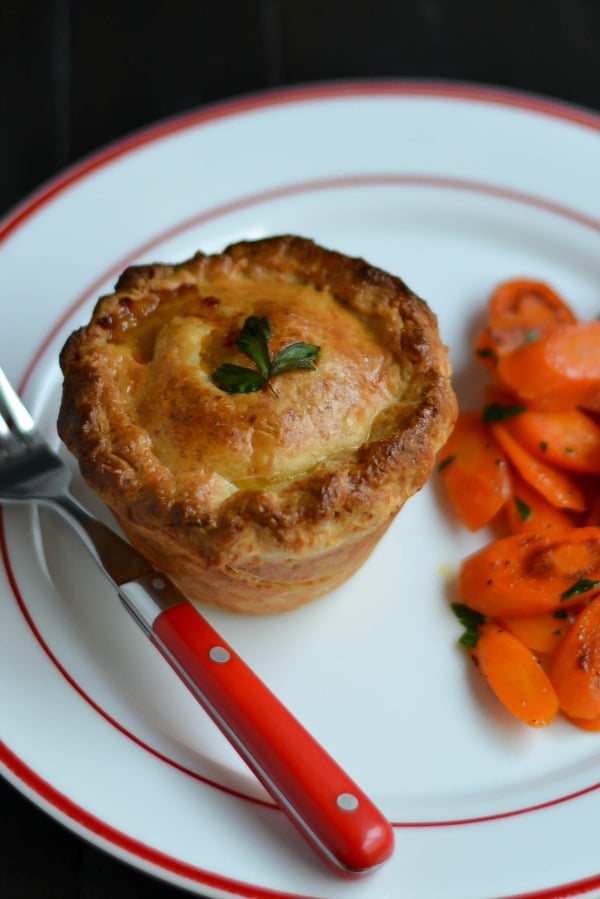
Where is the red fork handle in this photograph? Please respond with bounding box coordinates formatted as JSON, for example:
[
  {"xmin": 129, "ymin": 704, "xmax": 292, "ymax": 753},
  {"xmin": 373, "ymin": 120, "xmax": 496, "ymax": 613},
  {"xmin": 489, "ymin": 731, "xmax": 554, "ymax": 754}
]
[{"xmin": 119, "ymin": 574, "xmax": 394, "ymax": 875}]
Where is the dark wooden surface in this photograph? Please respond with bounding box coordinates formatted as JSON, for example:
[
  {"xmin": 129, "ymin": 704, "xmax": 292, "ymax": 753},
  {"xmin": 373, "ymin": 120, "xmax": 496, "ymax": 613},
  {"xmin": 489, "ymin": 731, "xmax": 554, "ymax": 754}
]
[
  {"xmin": 2, "ymin": 1, "xmax": 600, "ymax": 896},
  {"xmin": 4, "ymin": 0, "xmax": 600, "ymax": 220}
]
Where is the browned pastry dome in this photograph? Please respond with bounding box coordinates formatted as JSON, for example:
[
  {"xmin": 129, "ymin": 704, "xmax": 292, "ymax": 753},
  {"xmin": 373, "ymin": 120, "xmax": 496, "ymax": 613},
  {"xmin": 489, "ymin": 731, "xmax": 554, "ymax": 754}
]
[{"xmin": 58, "ymin": 236, "xmax": 457, "ymax": 614}]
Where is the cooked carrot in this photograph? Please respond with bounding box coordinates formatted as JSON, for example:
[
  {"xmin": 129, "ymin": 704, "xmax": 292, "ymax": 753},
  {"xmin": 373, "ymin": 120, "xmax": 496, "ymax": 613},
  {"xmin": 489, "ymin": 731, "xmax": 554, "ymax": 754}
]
[
  {"xmin": 474, "ymin": 317, "xmax": 552, "ymax": 378},
  {"xmin": 502, "ymin": 409, "xmax": 600, "ymax": 474},
  {"xmin": 474, "ymin": 280, "xmax": 577, "ymax": 374},
  {"xmin": 579, "ymin": 395, "xmax": 600, "ymax": 415},
  {"xmin": 504, "ymin": 471, "xmax": 576, "ymax": 535},
  {"xmin": 498, "ymin": 611, "xmax": 571, "ymax": 655},
  {"xmin": 491, "ymin": 423, "xmax": 587, "ymax": 511},
  {"xmin": 474, "ymin": 316, "xmax": 541, "ymax": 368},
  {"xmin": 586, "ymin": 495, "xmax": 600, "ymax": 527},
  {"xmin": 497, "ymin": 321, "xmax": 600, "ymax": 409},
  {"xmin": 444, "ymin": 277, "xmax": 600, "ymax": 731},
  {"xmin": 481, "ymin": 384, "xmax": 527, "ymax": 422},
  {"xmin": 481, "ymin": 321, "xmax": 535, "ymax": 359},
  {"xmin": 474, "ymin": 318, "xmax": 557, "ymax": 376},
  {"xmin": 459, "ymin": 526, "xmax": 600, "ymax": 617},
  {"xmin": 483, "ymin": 384, "xmax": 524, "ymax": 405},
  {"xmin": 437, "ymin": 411, "xmax": 511, "ymax": 531},
  {"xmin": 470, "ymin": 623, "xmax": 559, "ymax": 727},
  {"xmin": 565, "ymin": 713, "xmax": 600, "ymax": 732},
  {"xmin": 473, "ymin": 326, "xmax": 501, "ymax": 373},
  {"xmin": 488, "ymin": 279, "xmax": 577, "ymax": 328},
  {"xmin": 548, "ymin": 596, "xmax": 600, "ymax": 719}
]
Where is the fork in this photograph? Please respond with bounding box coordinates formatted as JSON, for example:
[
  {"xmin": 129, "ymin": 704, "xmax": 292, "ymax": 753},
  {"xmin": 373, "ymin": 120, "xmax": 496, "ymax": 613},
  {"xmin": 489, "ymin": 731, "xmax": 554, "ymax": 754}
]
[{"xmin": 0, "ymin": 364, "xmax": 394, "ymax": 876}]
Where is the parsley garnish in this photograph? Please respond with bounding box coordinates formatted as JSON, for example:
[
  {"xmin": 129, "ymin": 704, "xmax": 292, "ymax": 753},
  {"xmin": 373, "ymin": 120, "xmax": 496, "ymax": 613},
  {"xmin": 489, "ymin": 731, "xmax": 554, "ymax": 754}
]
[
  {"xmin": 212, "ymin": 316, "xmax": 320, "ymax": 395},
  {"xmin": 437, "ymin": 455, "xmax": 456, "ymax": 473},
  {"xmin": 481, "ymin": 402, "xmax": 526, "ymax": 422},
  {"xmin": 451, "ymin": 602, "xmax": 486, "ymax": 647},
  {"xmin": 514, "ymin": 496, "xmax": 531, "ymax": 522},
  {"xmin": 560, "ymin": 578, "xmax": 600, "ymax": 601}
]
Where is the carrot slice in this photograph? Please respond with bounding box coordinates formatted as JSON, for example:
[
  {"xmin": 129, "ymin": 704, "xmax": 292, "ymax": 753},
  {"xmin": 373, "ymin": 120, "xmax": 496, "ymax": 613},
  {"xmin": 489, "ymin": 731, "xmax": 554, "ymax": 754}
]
[
  {"xmin": 491, "ymin": 423, "xmax": 587, "ymax": 511},
  {"xmin": 502, "ymin": 409, "xmax": 600, "ymax": 474},
  {"xmin": 478, "ymin": 320, "xmax": 539, "ymax": 359},
  {"xmin": 481, "ymin": 384, "xmax": 527, "ymax": 421},
  {"xmin": 548, "ymin": 596, "xmax": 600, "ymax": 719},
  {"xmin": 565, "ymin": 713, "xmax": 600, "ymax": 732},
  {"xmin": 473, "ymin": 280, "xmax": 577, "ymax": 375},
  {"xmin": 474, "ymin": 316, "xmax": 541, "ymax": 370},
  {"xmin": 437, "ymin": 411, "xmax": 511, "ymax": 531},
  {"xmin": 504, "ymin": 471, "xmax": 576, "ymax": 535},
  {"xmin": 488, "ymin": 279, "xmax": 577, "ymax": 327},
  {"xmin": 470, "ymin": 622, "xmax": 559, "ymax": 727},
  {"xmin": 497, "ymin": 321, "xmax": 600, "ymax": 409},
  {"xmin": 498, "ymin": 611, "xmax": 571, "ymax": 655},
  {"xmin": 473, "ymin": 326, "xmax": 502, "ymax": 373},
  {"xmin": 586, "ymin": 495, "xmax": 600, "ymax": 527},
  {"xmin": 458, "ymin": 526, "xmax": 600, "ymax": 617}
]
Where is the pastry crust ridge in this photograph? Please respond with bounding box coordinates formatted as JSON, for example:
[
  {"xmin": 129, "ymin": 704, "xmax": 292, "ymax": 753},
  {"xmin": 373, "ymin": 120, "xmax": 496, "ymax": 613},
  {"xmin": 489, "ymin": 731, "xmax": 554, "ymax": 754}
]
[{"xmin": 58, "ymin": 235, "xmax": 457, "ymax": 614}]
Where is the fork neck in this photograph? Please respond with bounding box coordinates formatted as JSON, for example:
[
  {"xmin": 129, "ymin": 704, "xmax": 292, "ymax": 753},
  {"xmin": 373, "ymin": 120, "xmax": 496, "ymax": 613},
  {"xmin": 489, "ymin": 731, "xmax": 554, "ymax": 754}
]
[{"xmin": 49, "ymin": 491, "xmax": 151, "ymax": 585}]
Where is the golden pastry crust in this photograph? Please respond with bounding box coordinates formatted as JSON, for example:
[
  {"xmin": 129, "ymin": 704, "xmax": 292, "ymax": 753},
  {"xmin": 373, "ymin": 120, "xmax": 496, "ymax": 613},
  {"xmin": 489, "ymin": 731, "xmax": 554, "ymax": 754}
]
[{"xmin": 58, "ymin": 236, "xmax": 457, "ymax": 614}]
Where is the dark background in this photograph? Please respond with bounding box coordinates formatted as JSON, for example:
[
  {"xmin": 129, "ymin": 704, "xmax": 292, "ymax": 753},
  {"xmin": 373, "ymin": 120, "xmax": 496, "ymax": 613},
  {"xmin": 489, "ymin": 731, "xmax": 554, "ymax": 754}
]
[
  {"xmin": 4, "ymin": 0, "xmax": 600, "ymax": 220},
  {"xmin": 2, "ymin": 0, "xmax": 600, "ymax": 896}
]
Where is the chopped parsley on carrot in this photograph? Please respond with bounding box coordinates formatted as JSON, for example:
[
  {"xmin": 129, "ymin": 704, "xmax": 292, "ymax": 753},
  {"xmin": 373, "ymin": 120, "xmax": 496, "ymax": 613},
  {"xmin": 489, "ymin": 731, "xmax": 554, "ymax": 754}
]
[{"xmin": 439, "ymin": 277, "xmax": 600, "ymax": 730}]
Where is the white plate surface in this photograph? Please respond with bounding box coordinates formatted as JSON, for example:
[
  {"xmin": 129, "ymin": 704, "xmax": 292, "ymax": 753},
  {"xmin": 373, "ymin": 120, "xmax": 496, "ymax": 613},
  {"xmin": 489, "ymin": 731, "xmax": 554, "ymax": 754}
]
[{"xmin": 1, "ymin": 81, "xmax": 600, "ymax": 899}]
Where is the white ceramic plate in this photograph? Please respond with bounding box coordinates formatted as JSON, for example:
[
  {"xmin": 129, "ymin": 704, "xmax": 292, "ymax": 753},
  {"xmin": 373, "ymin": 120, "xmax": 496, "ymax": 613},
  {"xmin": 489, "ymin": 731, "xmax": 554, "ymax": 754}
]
[{"xmin": 1, "ymin": 81, "xmax": 600, "ymax": 899}]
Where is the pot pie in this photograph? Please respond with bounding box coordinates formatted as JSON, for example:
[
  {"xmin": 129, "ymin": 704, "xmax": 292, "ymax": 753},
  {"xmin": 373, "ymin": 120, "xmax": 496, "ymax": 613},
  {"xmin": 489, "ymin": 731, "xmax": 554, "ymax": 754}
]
[{"xmin": 58, "ymin": 236, "xmax": 457, "ymax": 614}]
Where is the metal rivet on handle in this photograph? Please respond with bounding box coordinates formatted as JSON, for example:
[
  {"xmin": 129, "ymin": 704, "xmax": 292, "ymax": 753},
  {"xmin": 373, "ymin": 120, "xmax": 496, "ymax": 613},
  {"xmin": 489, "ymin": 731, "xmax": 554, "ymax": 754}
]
[
  {"xmin": 152, "ymin": 577, "xmax": 165, "ymax": 590},
  {"xmin": 209, "ymin": 646, "xmax": 231, "ymax": 664},
  {"xmin": 336, "ymin": 792, "xmax": 359, "ymax": 811}
]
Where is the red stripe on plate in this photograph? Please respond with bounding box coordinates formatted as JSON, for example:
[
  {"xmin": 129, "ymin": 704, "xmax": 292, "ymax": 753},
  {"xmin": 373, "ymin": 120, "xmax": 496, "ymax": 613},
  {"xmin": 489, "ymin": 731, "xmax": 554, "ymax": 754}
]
[
  {"xmin": 16, "ymin": 170, "xmax": 600, "ymax": 395},
  {"xmin": 6, "ymin": 170, "xmax": 600, "ymax": 825},
  {"xmin": 3, "ymin": 81, "xmax": 600, "ymax": 898},
  {"xmin": 0, "ymin": 739, "xmax": 313, "ymax": 899},
  {"xmin": 0, "ymin": 512, "xmax": 275, "ymax": 809},
  {"xmin": 2, "ymin": 78, "xmax": 600, "ymax": 247}
]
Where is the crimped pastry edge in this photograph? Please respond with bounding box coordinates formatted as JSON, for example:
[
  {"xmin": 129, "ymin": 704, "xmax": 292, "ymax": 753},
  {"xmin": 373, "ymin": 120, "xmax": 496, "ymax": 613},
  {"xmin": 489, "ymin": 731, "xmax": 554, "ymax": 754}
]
[{"xmin": 58, "ymin": 235, "xmax": 457, "ymax": 613}]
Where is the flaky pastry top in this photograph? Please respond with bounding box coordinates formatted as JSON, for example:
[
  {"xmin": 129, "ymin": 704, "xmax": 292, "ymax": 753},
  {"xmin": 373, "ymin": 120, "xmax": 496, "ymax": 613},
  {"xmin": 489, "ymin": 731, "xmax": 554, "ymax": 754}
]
[{"xmin": 58, "ymin": 236, "xmax": 456, "ymax": 560}]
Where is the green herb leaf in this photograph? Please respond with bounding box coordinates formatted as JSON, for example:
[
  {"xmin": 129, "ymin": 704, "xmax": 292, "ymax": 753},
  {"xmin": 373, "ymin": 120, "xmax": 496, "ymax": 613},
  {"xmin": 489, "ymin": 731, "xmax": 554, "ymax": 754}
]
[
  {"xmin": 437, "ymin": 454, "xmax": 456, "ymax": 473},
  {"xmin": 452, "ymin": 602, "xmax": 486, "ymax": 631},
  {"xmin": 211, "ymin": 316, "xmax": 320, "ymax": 395},
  {"xmin": 481, "ymin": 402, "xmax": 526, "ymax": 422},
  {"xmin": 514, "ymin": 495, "xmax": 531, "ymax": 522},
  {"xmin": 560, "ymin": 578, "xmax": 600, "ymax": 601},
  {"xmin": 235, "ymin": 316, "xmax": 272, "ymax": 378},
  {"xmin": 522, "ymin": 329, "xmax": 539, "ymax": 344},
  {"xmin": 211, "ymin": 363, "xmax": 267, "ymax": 394},
  {"xmin": 451, "ymin": 602, "xmax": 485, "ymax": 647},
  {"xmin": 459, "ymin": 629, "xmax": 482, "ymax": 648},
  {"xmin": 270, "ymin": 342, "xmax": 320, "ymax": 376}
]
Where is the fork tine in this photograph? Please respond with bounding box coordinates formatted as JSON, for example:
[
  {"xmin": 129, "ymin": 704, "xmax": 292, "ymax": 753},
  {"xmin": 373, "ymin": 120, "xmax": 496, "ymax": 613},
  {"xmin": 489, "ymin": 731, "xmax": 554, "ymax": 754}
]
[
  {"xmin": 0, "ymin": 407, "xmax": 21, "ymax": 457},
  {"xmin": 0, "ymin": 408, "xmax": 10, "ymax": 440},
  {"xmin": 0, "ymin": 365, "xmax": 36, "ymax": 436}
]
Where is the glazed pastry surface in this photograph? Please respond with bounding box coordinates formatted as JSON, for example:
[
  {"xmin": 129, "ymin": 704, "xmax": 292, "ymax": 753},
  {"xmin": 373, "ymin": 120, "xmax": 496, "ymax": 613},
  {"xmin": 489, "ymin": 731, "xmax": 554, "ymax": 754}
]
[
  {"xmin": 111, "ymin": 276, "xmax": 404, "ymax": 490},
  {"xmin": 59, "ymin": 236, "xmax": 457, "ymax": 614}
]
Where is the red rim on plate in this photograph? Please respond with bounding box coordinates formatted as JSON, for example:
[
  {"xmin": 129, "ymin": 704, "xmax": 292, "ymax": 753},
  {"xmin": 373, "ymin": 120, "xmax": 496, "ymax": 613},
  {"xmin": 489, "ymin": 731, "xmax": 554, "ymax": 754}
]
[{"xmin": 2, "ymin": 80, "xmax": 600, "ymax": 899}]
